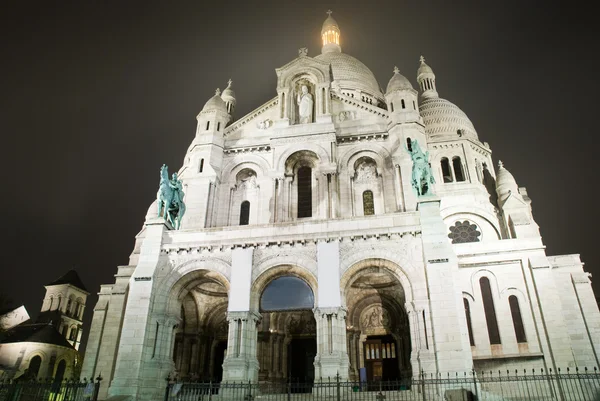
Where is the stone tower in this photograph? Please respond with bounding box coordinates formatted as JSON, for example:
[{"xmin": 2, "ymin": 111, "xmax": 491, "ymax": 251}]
[{"xmin": 37, "ymin": 270, "xmax": 89, "ymax": 350}]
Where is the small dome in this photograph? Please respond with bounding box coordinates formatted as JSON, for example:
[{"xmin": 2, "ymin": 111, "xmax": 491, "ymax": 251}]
[
  {"xmin": 315, "ymin": 52, "xmax": 382, "ymax": 98},
  {"xmin": 221, "ymin": 79, "xmax": 236, "ymax": 101},
  {"xmin": 202, "ymin": 88, "xmax": 228, "ymax": 113},
  {"xmin": 386, "ymin": 66, "xmax": 413, "ymax": 93},
  {"xmin": 321, "ymin": 12, "xmax": 340, "ymax": 34},
  {"xmin": 495, "ymin": 161, "xmax": 520, "ymax": 203},
  {"xmin": 145, "ymin": 200, "xmax": 159, "ymax": 221},
  {"xmin": 419, "ymin": 97, "xmax": 478, "ymax": 140},
  {"xmin": 418, "ymin": 60, "xmax": 433, "ymax": 77}
]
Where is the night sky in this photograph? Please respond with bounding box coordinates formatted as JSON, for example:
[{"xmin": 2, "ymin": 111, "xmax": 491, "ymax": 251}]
[{"xmin": 1, "ymin": 1, "xmax": 598, "ymax": 354}]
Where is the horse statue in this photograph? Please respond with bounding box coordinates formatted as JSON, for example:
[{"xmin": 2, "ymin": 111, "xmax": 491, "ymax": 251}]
[
  {"xmin": 157, "ymin": 164, "xmax": 186, "ymax": 229},
  {"xmin": 405, "ymin": 140, "xmax": 435, "ymax": 196}
]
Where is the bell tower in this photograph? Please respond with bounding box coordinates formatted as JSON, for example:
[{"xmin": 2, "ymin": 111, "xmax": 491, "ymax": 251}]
[{"xmin": 37, "ymin": 270, "xmax": 89, "ymax": 350}]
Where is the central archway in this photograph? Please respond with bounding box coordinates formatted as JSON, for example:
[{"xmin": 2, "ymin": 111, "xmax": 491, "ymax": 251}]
[{"xmin": 253, "ymin": 268, "xmax": 317, "ymax": 389}]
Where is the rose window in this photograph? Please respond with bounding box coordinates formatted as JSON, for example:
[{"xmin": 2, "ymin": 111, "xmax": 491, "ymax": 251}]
[{"xmin": 448, "ymin": 220, "xmax": 481, "ymax": 244}]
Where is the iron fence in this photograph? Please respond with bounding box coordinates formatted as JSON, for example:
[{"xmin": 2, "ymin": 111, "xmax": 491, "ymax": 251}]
[
  {"xmin": 166, "ymin": 368, "xmax": 600, "ymax": 401},
  {"xmin": 0, "ymin": 377, "xmax": 102, "ymax": 401}
]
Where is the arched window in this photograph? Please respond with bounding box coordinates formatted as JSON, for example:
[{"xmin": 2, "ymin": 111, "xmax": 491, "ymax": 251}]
[
  {"xmin": 66, "ymin": 298, "xmax": 73, "ymax": 316},
  {"xmin": 54, "ymin": 360, "xmax": 66, "ymax": 381},
  {"xmin": 406, "ymin": 138, "xmax": 413, "ymax": 152},
  {"xmin": 453, "ymin": 157, "xmax": 465, "ymax": 181},
  {"xmin": 363, "ymin": 190, "xmax": 375, "ymax": 215},
  {"xmin": 206, "ymin": 121, "xmax": 210, "ymax": 130},
  {"xmin": 28, "ymin": 355, "xmax": 42, "ymax": 378},
  {"xmin": 239, "ymin": 201, "xmax": 250, "ymax": 226},
  {"xmin": 49, "ymin": 297, "xmax": 54, "ymax": 310},
  {"xmin": 69, "ymin": 326, "xmax": 77, "ymax": 341},
  {"xmin": 463, "ymin": 298, "xmax": 475, "ymax": 346},
  {"xmin": 260, "ymin": 276, "xmax": 314, "ymax": 312},
  {"xmin": 217, "ymin": 122, "xmax": 221, "ymax": 131},
  {"xmin": 509, "ymin": 295, "xmax": 527, "ymax": 343},
  {"xmin": 441, "ymin": 158, "xmax": 453, "ymax": 182},
  {"xmin": 401, "ymin": 99, "xmax": 406, "ymax": 109},
  {"xmin": 390, "ymin": 102, "xmax": 394, "ymax": 112},
  {"xmin": 297, "ymin": 166, "xmax": 312, "ymax": 218},
  {"xmin": 480, "ymin": 277, "xmax": 501, "ymax": 344}
]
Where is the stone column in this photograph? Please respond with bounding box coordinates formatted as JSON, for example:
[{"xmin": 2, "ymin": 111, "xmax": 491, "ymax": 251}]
[
  {"xmin": 222, "ymin": 247, "xmax": 261, "ymax": 382},
  {"xmin": 107, "ymin": 218, "xmax": 169, "ymax": 401},
  {"xmin": 313, "ymin": 240, "xmax": 350, "ymax": 379},
  {"xmin": 222, "ymin": 311, "xmax": 261, "ymax": 382},
  {"xmin": 418, "ymin": 197, "xmax": 473, "ymax": 374}
]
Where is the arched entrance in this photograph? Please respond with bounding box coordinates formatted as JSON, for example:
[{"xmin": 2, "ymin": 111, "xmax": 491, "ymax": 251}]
[
  {"xmin": 344, "ymin": 264, "xmax": 411, "ymax": 385},
  {"xmin": 169, "ymin": 269, "xmax": 229, "ymax": 382},
  {"xmin": 256, "ymin": 275, "xmax": 317, "ymax": 388}
]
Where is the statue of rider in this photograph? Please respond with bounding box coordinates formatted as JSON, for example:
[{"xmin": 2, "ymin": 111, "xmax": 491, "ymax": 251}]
[{"xmin": 406, "ymin": 139, "xmax": 436, "ymax": 196}]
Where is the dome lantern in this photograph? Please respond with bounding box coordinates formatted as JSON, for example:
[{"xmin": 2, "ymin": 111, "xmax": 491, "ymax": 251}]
[
  {"xmin": 321, "ymin": 10, "xmax": 341, "ymax": 54},
  {"xmin": 417, "ymin": 56, "xmax": 438, "ymax": 99}
]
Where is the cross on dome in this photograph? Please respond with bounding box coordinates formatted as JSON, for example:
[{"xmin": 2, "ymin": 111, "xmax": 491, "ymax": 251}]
[
  {"xmin": 498, "ymin": 160, "xmax": 504, "ymax": 168},
  {"xmin": 326, "ymin": 10, "xmax": 333, "ymax": 16},
  {"xmin": 227, "ymin": 79, "xmax": 232, "ymax": 88},
  {"xmin": 215, "ymin": 88, "xmax": 221, "ymax": 95},
  {"xmin": 419, "ymin": 55, "xmax": 426, "ymax": 63},
  {"xmin": 393, "ymin": 66, "xmax": 400, "ymax": 74}
]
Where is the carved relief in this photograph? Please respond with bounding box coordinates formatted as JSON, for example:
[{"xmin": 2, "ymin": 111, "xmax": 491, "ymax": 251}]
[
  {"xmin": 256, "ymin": 119, "xmax": 273, "ymax": 130},
  {"xmin": 361, "ymin": 306, "xmax": 391, "ymax": 331},
  {"xmin": 287, "ymin": 311, "xmax": 316, "ymax": 335},
  {"xmin": 338, "ymin": 110, "xmax": 357, "ymax": 122},
  {"xmin": 354, "ymin": 160, "xmax": 378, "ymax": 184}
]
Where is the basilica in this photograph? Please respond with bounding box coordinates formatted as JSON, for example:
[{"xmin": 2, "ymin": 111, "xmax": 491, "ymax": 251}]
[{"xmin": 81, "ymin": 12, "xmax": 600, "ymax": 400}]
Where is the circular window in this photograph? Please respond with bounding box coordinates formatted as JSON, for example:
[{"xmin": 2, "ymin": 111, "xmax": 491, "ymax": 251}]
[{"xmin": 448, "ymin": 220, "xmax": 481, "ymax": 244}]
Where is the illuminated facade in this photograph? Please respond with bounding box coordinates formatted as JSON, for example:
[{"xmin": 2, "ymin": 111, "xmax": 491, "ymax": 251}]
[
  {"xmin": 81, "ymin": 12, "xmax": 600, "ymax": 401},
  {"xmin": 0, "ymin": 270, "xmax": 88, "ymax": 381}
]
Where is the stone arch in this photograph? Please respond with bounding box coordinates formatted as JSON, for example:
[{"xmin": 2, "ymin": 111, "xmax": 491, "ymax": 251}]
[
  {"xmin": 280, "ymin": 67, "xmax": 327, "ymax": 89},
  {"xmin": 471, "ymin": 269, "xmax": 501, "ymax": 297},
  {"xmin": 158, "ymin": 259, "xmax": 231, "ymax": 319},
  {"xmin": 252, "ymin": 251, "xmax": 318, "ymax": 283},
  {"xmin": 462, "ymin": 291, "xmax": 475, "ymax": 303},
  {"xmin": 340, "ymin": 254, "xmax": 418, "ymax": 304},
  {"xmin": 275, "ymin": 144, "xmax": 330, "ymax": 173},
  {"xmin": 339, "ymin": 144, "xmax": 393, "ymax": 174},
  {"xmin": 250, "ymin": 264, "xmax": 318, "ymax": 312},
  {"xmin": 442, "ymin": 207, "xmax": 502, "ymax": 241},
  {"xmin": 221, "ymin": 155, "xmax": 270, "ymax": 184}
]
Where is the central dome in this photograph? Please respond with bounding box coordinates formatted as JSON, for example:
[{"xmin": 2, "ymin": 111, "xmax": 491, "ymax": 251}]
[{"xmin": 314, "ymin": 52, "xmax": 382, "ymax": 98}]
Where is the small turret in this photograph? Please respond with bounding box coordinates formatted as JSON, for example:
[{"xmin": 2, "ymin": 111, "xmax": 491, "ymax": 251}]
[
  {"xmin": 495, "ymin": 160, "xmax": 521, "ymax": 205},
  {"xmin": 195, "ymin": 88, "xmax": 230, "ymax": 144},
  {"xmin": 417, "ymin": 56, "xmax": 438, "ymax": 99},
  {"xmin": 221, "ymin": 79, "xmax": 236, "ymax": 121},
  {"xmin": 385, "ymin": 66, "xmax": 420, "ymax": 124},
  {"xmin": 494, "ymin": 161, "xmax": 540, "ymax": 239}
]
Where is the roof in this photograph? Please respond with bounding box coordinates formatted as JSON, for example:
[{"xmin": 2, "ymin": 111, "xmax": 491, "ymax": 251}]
[
  {"xmin": 419, "ymin": 97, "xmax": 478, "ymax": 141},
  {"xmin": 0, "ymin": 323, "xmax": 74, "ymax": 349},
  {"xmin": 314, "ymin": 52, "xmax": 382, "ymax": 98},
  {"xmin": 47, "ymin": 269, "xmax": 88, "ymax": 292}
]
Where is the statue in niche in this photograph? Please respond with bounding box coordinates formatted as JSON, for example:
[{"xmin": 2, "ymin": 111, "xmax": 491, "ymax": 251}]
[
  {"xmin": 296, "ymin": 84, "xmax": 314, "ymax": 124},
  {"xmin": 405, "ymin": 140, "xmax": 435, "ymax": 196},
  {"xmin": 238, "ymin": 170, "xmax": 257, "ymax": 190}
]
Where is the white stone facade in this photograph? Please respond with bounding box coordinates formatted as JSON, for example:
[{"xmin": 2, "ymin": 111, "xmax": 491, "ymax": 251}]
[{"xmin": 81, "ymin": 13, "xmax": 600, "ymax": 401}]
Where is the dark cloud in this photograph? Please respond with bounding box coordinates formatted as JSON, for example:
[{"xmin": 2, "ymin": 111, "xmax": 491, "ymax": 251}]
[{"xmin": 1, "ymin": 0, "xmax": 597, "ymax": 354}]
